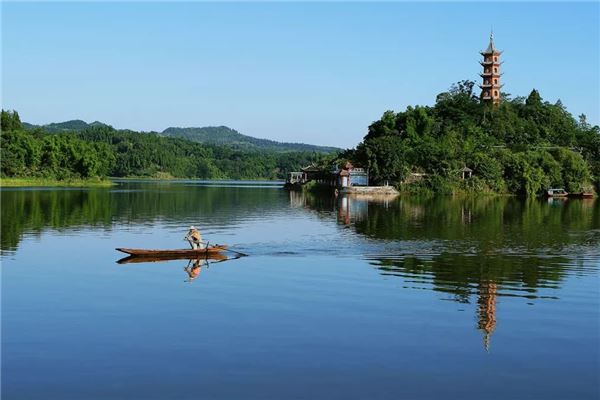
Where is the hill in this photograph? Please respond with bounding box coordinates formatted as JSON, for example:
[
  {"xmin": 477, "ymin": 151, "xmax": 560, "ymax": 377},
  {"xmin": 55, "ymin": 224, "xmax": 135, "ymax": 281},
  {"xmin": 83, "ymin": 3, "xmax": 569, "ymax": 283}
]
[
  {"xmin": 2, "ymin": 110, "xmax": 334, "ymax": 181},
  {"xmin": 161, "ymin": 126, "xmax": 339, "ymax": 153},
  {"xmin": 24, "ymin": 119, "xmax": 110, "ymax": 132},
  {"xmin": 23, "ymin": 119, "xmax": 339, "ymax": 153}
]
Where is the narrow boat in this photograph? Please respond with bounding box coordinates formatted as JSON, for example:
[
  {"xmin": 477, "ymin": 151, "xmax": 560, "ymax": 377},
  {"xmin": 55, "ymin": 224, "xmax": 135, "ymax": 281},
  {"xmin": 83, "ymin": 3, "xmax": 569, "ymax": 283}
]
[
  {"xmin": 117, "ymin": 253, "xmax": 228, "ymax": 264},
  {"xmin": 116, "ymin": 245, "xmax": 228, "ymax": 257},
  {"xmin": 567, "ymin": 192, "xmax": 595, "ymax": 199}
]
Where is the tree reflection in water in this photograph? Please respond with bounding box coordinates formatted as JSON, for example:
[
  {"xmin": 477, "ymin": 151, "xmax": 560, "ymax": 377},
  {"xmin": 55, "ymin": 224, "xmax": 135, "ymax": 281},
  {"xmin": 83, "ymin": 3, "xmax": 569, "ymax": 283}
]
[
  {"xmin": 294, "ymin": 191, "xmax": 600, "ymax": 350},
  {"xmin": 3, "ymin": 184, "xmax": 598, "ymax": 351},
  {"xmin": 1, "ymin": 182, "xmax": 286, "ymax": 253}
]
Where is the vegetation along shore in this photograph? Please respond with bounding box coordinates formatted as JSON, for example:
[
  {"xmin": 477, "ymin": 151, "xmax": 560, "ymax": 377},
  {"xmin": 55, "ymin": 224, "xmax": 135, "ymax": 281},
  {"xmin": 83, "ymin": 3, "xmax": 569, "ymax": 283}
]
[
  {"xmin": 0, "ymin": 177, "xmax": 114, "ymax": 188},
  {"xmin": 2, "ymin": 81, "xmax": 599, "ymax": 196},
  {"xmin": 1, "ymin": 110, "xmax": 334, "ymax": 183}
]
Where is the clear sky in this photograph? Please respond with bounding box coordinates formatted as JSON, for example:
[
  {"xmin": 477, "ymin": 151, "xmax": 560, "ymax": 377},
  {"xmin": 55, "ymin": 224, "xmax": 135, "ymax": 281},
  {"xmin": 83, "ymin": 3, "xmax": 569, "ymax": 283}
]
[{"xmin": 2, "ymin": 2, "xmax": 598, "ymax": 147}]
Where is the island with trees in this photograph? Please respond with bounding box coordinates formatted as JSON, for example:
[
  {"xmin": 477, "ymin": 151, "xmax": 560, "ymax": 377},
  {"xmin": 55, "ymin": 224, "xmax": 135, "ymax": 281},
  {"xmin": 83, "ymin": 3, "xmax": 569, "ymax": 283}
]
[{"xmin": 333, "ymin": 81, "xmax": 599, "ymax": 196}]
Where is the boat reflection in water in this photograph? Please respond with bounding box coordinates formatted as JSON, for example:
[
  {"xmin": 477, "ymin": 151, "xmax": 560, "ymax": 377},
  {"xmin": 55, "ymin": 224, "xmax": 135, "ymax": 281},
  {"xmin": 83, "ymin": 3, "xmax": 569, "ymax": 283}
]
[
  {"xmin": 291, "ymin": 190, "xmax": 599, "ymax": 351},
  {"xmin": 117, "ymin": 253, "xmax": 237, "ymax": 283},
  {"xmin": 117, "ymin": 252, "xmax": 229, "ymax": 264}
]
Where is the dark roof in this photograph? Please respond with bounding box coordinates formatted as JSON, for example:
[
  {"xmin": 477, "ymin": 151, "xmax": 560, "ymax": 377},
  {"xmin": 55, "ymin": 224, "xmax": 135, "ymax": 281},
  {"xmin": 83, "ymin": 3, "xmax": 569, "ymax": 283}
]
[
  {"xmin": 301, "ymin": 165, "xmax": 320, "ymax": 172},
  {"xmin": 481, "ymin": 32, "xmax": 501, "ymax": 55}
]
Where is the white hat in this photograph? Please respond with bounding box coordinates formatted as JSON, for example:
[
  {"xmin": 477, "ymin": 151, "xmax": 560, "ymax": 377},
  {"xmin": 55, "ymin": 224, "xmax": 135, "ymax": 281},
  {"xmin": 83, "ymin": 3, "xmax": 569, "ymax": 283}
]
[{"xmin": 189, "ymin": 226, "xmax": 196, "ymax": 230}]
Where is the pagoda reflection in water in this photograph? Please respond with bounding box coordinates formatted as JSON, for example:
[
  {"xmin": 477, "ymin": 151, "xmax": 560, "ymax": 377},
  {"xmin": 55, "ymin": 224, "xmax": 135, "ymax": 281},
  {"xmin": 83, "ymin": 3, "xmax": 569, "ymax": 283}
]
[
  {"xmin": 477, "ymin": 281, "xmax": 497, "ymax": 351},
  {"xmin": 289, "ymin": 191, "xmax": 598, "ymax": 351}
]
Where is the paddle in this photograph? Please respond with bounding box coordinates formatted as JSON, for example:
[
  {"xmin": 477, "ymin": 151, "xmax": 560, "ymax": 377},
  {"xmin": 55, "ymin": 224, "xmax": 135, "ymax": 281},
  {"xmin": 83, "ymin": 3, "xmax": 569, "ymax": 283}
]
[
  {"xmin": 185, "ymin": 237, "xmax": 248, "ymax": 257},
  {"xmin": 221, "ymin": 247, "xmax": 249, "ymax": 257}
]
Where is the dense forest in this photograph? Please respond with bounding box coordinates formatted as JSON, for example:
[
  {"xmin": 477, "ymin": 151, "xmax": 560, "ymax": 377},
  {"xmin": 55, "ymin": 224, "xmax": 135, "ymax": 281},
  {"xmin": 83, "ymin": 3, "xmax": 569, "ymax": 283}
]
[
  {"xmin": 341, "ymin": 81, "xmax": 600, "ymax": 195},
  {"xmin": 23, "ymin": 119, "xmax": 339, "ymax": 153},
  {"xmin": 1, "ymin": 110, "xmax": 330, "ymax": 180},
  {"xmin": 162, "ymin": 126, "xmax": 339, "ymax": 152}
]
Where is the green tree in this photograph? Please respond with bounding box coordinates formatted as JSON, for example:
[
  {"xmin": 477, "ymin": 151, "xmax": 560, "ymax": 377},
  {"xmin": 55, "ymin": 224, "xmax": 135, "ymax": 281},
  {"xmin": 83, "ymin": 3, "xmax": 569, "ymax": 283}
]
[
  {"xmin": 357, "ymin": 136, "xmax": 409, "ymax": 184},
  {"xmin": 1, "ymin": 110, "xmax": 23, "ymax": 132}
]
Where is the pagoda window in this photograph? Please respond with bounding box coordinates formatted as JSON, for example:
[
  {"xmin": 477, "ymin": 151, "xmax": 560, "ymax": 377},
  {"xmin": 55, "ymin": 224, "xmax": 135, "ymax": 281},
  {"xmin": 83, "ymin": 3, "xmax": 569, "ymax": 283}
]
[
  {"xmin": 494, "ymin": 90, "xmax": 498, "ymax": 96},
  {"xmin": 493, "ymin": 67, "xmax": 497, "ymax": 73},
  {"xmin": 494, "ymin": 56, "xmax": 497, "ymax": 62},
  {"xmin": 494, "ymin": 79, "xmax": 498, "ymax": 84}
]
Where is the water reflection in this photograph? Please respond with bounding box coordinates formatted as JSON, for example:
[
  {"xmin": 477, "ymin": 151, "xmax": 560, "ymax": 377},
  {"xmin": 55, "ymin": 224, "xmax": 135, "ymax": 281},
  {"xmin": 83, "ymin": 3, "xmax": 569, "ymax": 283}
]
[
  {"xmin": 294, "ymin": 192, "xmax": 600, "ymax": 350},
  {"xmin": 184, "ymin": 258, "xmax": 208, "ymax": 282},
  {"xmin": 4, "ymin": 182, "xmax": 598, "ymax": 397},
  {"xmin": 117, "ymin": 253, "xmax": 238, "ymax": 283},
  {"xmin": 116, "ymin": 253, "xmax": 229, "ymax": 264},
  {"xmin": 3, "ymin": 183, "xmax": 598, "ymax": 353},
  {"xmin": 293, "ymin": 191, "xmax": 600, "ymax": 254},
  {"xmin": 1, "ymin": 182, "xmax": 287, "ymax": 253},
  {"xmin": 478, "ymin": 280, "xmax": 497, "ymax": 352}
]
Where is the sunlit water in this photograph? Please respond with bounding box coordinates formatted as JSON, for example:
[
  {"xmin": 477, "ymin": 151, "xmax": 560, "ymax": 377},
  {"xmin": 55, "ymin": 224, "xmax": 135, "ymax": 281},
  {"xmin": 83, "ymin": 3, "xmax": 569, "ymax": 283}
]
[{"xmin": 2, "ymin": 181, "xmax": 599, "ymax": 399}]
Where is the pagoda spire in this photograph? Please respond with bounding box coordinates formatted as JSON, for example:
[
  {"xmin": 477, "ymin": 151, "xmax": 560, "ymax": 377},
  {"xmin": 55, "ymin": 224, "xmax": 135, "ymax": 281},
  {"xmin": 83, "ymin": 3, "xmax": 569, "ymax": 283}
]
[
  {"xmin": 486, "ymin": 30, "xmax": 496, "ymax": 54},
  {"xmin": 479, "ymin": 32, "xmax": 503, "ymax": 106}
]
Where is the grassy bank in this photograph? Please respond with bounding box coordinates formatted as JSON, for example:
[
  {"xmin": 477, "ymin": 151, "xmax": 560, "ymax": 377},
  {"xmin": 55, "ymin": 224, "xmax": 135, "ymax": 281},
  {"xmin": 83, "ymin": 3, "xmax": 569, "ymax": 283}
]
[{"xmin": 0, "ymin": 177, "xmax": 114, "ymax": 188}]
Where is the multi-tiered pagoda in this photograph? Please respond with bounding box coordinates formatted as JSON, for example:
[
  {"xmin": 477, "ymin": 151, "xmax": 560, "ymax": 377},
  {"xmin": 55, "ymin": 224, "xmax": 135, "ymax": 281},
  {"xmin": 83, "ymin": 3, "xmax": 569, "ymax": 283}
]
[{"xmin": 479, "ymin": 32, "xmax": 503, "ymax": 106}]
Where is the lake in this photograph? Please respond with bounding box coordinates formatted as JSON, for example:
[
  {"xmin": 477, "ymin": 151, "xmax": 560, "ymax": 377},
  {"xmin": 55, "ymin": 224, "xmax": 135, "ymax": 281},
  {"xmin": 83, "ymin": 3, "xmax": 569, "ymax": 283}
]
[{"xmin": 2, "ymin": 181, "xmax": 599, "ymax": 400}]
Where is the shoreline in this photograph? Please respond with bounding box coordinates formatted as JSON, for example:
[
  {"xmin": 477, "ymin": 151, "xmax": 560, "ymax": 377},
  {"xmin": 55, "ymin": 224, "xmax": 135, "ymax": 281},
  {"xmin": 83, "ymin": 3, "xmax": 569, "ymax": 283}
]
[
  {"xmin": 0, "ymin": 176, "xmax": 285, "ymax": 188},
  {"xmin": 111, "ymin": 176, "xmax": 285, "ymax": 183},
  {"xmin": 0, "ymin": 177, "xmax": 115, "ymax": 188}
]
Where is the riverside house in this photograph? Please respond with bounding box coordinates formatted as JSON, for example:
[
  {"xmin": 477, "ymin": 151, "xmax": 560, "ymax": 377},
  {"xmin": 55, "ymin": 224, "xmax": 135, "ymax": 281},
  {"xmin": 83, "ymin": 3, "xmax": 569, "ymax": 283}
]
[
  {"xmin": 286, "ymin": 162, "xmax": 369, "ymax": 188},
  {"xmin": 333, "ymin": 162, "xmax": 368, "ymax": 188}
]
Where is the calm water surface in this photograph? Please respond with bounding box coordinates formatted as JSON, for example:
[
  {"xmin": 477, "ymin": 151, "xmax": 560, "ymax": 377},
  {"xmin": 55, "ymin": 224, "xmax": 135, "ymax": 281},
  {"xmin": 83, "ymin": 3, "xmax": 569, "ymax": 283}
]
[{"xmin": 2, "ymin": 181, "xmax": 599, "ymax": 399}]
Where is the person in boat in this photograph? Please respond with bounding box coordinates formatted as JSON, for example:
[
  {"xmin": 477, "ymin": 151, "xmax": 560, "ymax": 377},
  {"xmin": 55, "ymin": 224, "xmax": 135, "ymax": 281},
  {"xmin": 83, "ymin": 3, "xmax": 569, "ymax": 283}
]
[{"xmin": 185, "ymin": 226, "xmax": 206, "ymax": 250}]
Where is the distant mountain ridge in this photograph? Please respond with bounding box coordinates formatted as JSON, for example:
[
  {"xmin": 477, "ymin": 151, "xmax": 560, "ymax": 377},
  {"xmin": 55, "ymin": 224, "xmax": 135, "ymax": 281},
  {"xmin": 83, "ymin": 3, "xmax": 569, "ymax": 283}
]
[
  {"xmin": 23, "ymin": 119, "xmax": 110, "ymax": 132},
  {"xmin": 24, "ymin": 120, "xmax": 339, "ymax": 153},
  {"xmin": 161, "ymin": 126, "xmax": 339, "ymax": 153}
]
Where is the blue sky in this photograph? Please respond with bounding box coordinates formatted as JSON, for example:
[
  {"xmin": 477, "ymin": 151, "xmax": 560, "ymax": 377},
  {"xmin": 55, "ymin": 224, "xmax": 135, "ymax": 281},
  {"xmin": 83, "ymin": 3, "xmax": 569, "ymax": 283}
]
[{"xmin": 2, "ymin": 2, "xmax": 598, "ymax": 147}]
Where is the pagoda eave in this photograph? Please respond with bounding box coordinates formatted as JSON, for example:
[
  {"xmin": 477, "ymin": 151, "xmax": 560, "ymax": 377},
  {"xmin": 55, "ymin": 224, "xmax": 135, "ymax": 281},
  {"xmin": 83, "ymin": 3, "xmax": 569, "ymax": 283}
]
[
  {"xmin": 479, "ymin": 72, "xmax": 503, "ymax": 77},
  {"xmin": 480, "ymin": 50, "xmax": 503, "ymax": 56}
]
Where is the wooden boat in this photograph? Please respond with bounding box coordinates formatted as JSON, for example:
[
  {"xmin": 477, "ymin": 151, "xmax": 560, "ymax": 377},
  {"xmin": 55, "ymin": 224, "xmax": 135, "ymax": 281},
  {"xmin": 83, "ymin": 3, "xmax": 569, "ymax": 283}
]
[
  {"xmin": 116, "ymin": 245, "xmax": 228, "ymax": 258},
  {"xmin": 117, "ymin": 253, "xmax": 228, "ymax": 264},
  {"xmin": 568, "ymin": 192, "xmax": 595, "ymax": 199}
]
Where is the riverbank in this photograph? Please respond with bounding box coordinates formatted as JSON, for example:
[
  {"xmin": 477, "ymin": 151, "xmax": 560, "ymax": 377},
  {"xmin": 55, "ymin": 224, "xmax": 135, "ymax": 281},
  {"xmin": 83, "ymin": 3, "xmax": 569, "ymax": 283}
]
[
  {"xmin": 113, "ymin": 175, "xmax": 284, "ymax": 183},
  {"xmin": 0, "ymin": 177, "xmax": 114, "ymax": 187}
]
